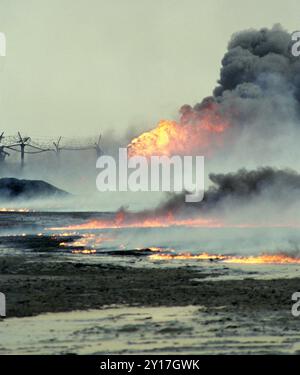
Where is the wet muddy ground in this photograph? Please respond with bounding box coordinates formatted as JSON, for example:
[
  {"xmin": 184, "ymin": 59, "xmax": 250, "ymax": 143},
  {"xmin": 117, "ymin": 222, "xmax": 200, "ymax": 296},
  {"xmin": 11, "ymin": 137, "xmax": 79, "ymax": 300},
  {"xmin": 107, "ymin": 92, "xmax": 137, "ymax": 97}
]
[{"xmin": 1, "ymin": 213, "xmax": 300, "ymax": 354}]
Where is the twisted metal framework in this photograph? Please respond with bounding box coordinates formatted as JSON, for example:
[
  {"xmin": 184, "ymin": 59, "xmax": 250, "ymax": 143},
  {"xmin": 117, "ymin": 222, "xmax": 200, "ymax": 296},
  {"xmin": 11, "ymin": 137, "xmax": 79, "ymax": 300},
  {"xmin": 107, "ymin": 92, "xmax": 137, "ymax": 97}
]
[{"xmin": 0, "ymin": 131, "xmax": 103, "ymax": 167}]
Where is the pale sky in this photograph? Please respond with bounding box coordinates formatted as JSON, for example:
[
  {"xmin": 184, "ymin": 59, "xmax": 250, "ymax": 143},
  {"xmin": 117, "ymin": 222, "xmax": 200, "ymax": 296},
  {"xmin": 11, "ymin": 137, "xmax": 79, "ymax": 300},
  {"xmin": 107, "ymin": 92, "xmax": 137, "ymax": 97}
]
[{"xmin": 0, "ymin": 0, "xmax": 299, "ymax": 138}]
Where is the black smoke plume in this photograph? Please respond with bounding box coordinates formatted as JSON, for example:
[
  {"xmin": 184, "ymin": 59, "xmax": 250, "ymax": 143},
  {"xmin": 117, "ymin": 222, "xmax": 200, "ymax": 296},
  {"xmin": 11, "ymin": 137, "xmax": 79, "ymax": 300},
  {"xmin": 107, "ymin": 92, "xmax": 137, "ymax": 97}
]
[
  {"xmin": 181, "ymin": 24, "xmax": 300, "ymax": 129},
  {"xmin": 158, "ymin": 167, "xmax": 300, "ymax": 214}
]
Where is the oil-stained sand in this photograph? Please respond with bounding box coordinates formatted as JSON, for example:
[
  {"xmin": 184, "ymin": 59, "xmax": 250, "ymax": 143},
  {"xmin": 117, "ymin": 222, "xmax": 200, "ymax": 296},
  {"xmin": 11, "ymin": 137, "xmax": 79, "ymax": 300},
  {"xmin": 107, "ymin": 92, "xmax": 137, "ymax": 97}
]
[
  {"xmin": 0, "ymin": 254, "xmax": 299, "ymax": 317},
  {"xmin": 1, "ymin": 228, "xmax": 300, "ymax": 354}
]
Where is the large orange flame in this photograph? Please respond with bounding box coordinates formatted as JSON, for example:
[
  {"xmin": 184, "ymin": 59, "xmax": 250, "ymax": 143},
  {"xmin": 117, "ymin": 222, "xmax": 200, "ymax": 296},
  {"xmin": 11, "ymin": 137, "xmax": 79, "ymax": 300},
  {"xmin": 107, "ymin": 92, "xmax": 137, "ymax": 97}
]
[{"xmin": 127, "ymin": 112, "xmax": 228, "ymax": 158}]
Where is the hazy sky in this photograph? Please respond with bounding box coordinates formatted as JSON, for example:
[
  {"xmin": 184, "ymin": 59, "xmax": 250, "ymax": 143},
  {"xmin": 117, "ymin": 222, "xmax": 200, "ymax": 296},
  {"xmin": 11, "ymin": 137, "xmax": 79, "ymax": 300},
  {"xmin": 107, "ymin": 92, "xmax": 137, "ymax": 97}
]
[{"xmin": 0, "ymin": 0, "xmax": 299, "ymax": 138}]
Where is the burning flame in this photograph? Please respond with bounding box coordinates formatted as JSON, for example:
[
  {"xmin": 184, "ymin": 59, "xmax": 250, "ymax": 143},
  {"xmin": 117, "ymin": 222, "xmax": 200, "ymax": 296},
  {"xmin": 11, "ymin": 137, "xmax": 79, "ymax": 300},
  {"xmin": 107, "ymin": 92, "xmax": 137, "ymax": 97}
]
[
  {"xmin": 0, "ymin": 208, "xmax": 30, "ymax": 212},
  {"xmin": 149, "ymin": 252, "xmax": 227, "ymax": 261},
  {"xmin": 59, "ymin": 233, "xmax": 113, "ymax": 249},
  {"xmin": 147, "ymin": 246, "xmax": 166, "ymax": 252},
  {"xmin": 149, "ymin": 252, "xmax": 300, "ymax": 264},
  {"xmin": 50, "ymin": 211, "xmax": 221, "ymax": 231},
  {"xmin": 223, "ymin": 254, "xmax": 300, "ymax": 264},
  {"xmin": 127, "ymin": 109, "xmax": 228, "ymax": 158},
  {"xmin": 49, "ymin": 215, "xmax": 300, "ymax": 232},
  {"xmin": 71, "ymin": 249, "xmax": 97, "ymax": 254}
]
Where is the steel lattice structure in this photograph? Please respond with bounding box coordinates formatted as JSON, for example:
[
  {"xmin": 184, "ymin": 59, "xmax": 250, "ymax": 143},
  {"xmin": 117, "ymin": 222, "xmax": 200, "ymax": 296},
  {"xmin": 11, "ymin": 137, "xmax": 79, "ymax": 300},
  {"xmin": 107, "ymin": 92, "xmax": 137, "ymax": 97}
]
[{"xmin": 0, "ymin": 131, "xmax": 103, "ymax": 167}]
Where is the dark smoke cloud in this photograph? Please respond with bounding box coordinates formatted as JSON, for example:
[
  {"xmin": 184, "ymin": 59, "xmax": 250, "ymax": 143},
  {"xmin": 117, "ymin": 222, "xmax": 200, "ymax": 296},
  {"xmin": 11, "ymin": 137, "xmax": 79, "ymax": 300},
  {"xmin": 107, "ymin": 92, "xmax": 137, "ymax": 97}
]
[
  {"xmin": 181, "ymin": 24, "xmax": 300, "ymax": 128},
  {"xmin": 158, "ymin": 167, "xmax": 300, "ymax": 214},
  {"xmin": 214, "ymin": 25, "xmax": 292, "ymax": 95}
]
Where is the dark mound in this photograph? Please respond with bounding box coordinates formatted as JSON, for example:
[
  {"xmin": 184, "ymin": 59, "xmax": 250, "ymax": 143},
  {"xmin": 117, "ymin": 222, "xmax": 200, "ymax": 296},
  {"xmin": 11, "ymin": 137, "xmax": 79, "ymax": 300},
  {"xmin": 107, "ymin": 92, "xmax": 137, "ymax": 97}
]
[{"xmin": 0, "ymin": 178, "xmax": 69, "ymax": 201}]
